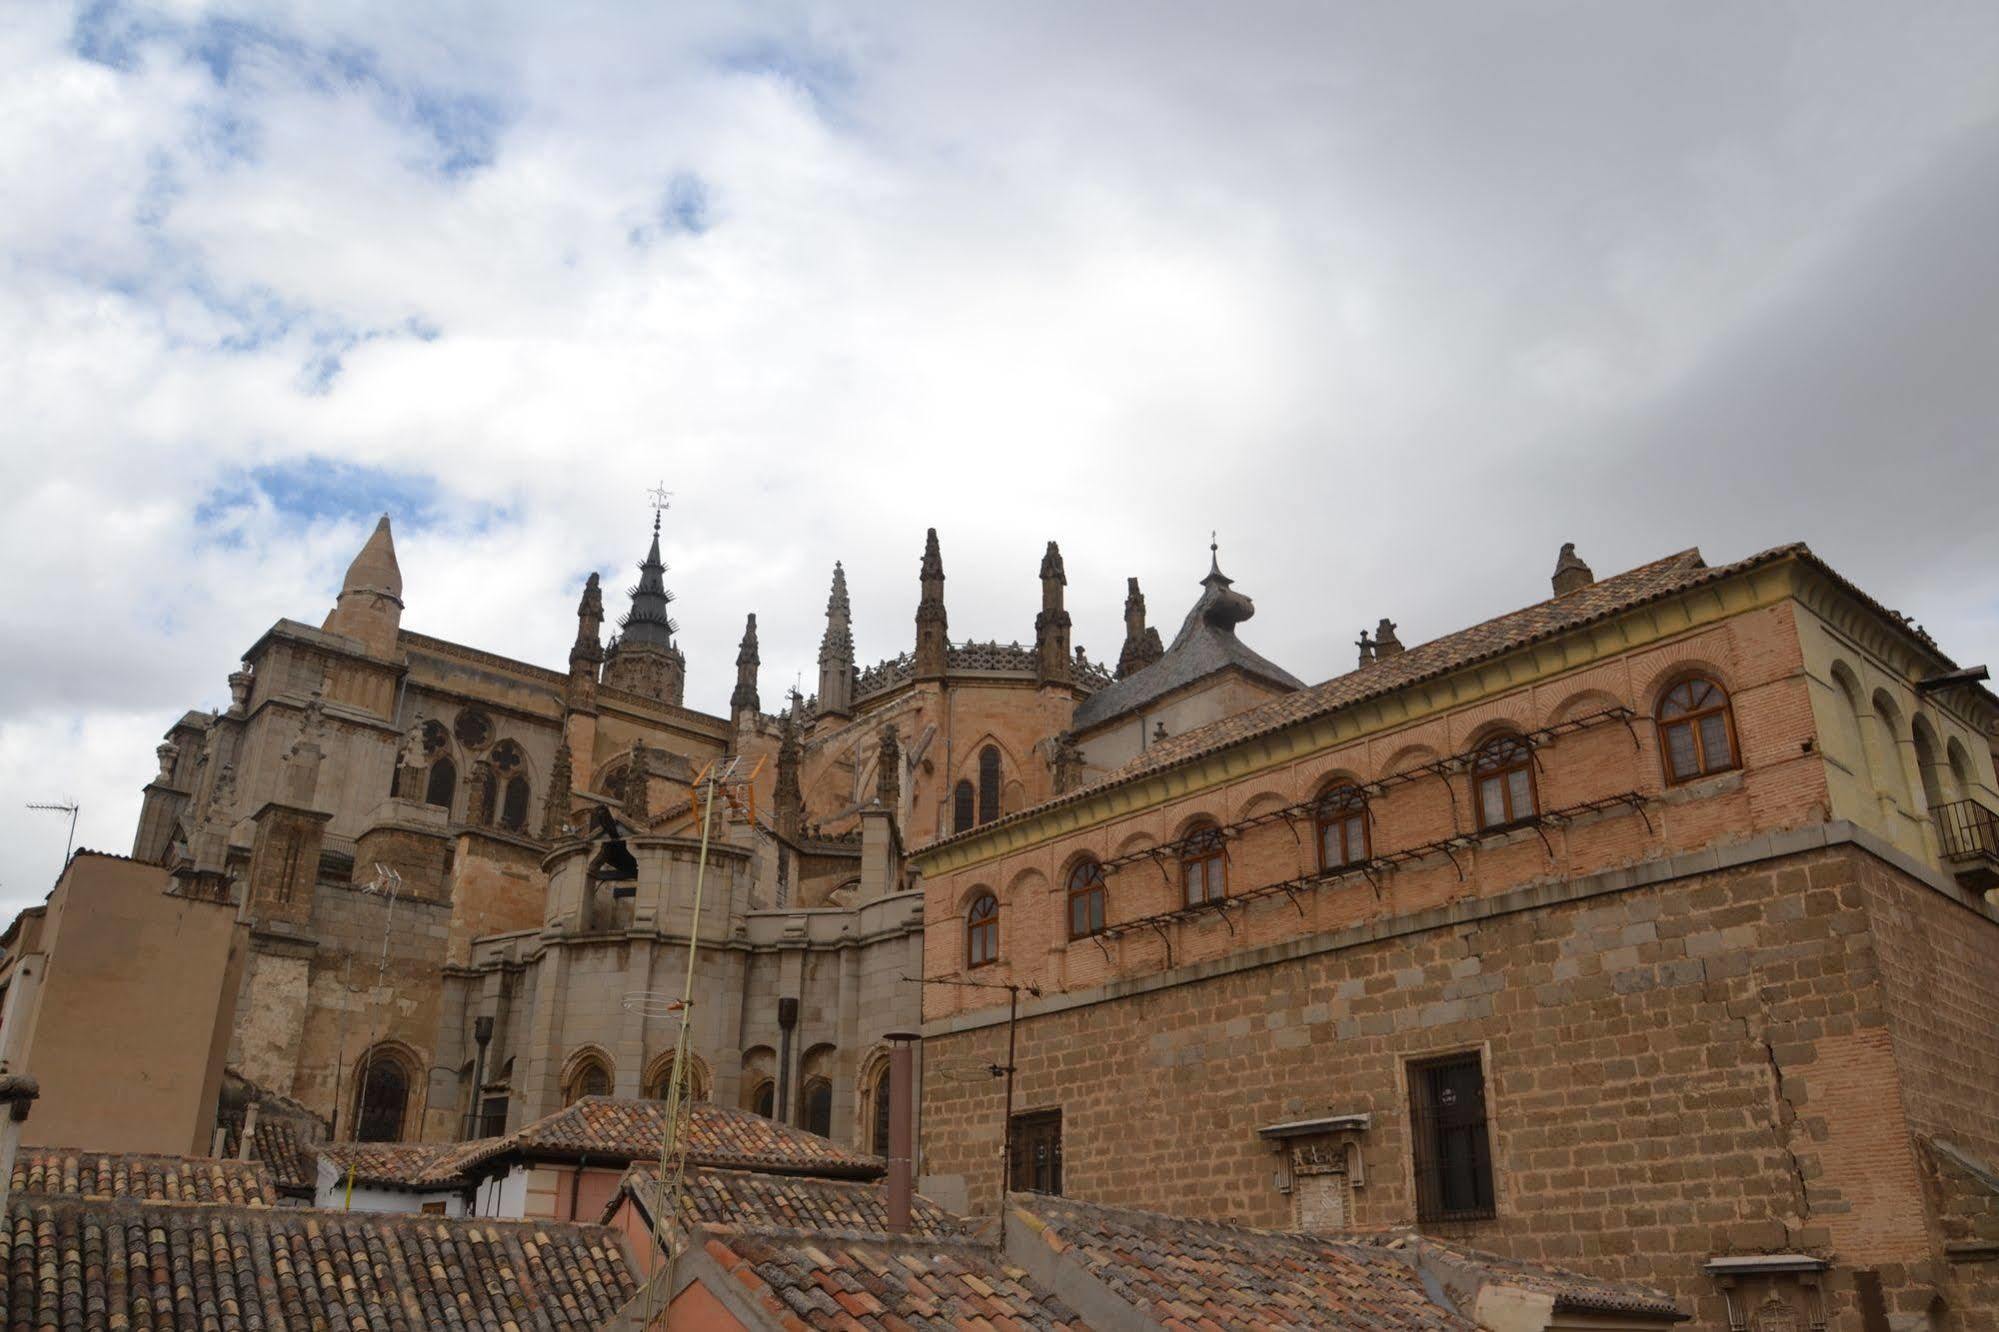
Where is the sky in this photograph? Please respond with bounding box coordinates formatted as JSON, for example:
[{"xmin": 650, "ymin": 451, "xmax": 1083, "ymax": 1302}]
[{"xmin": 3, "ymin": 1, "xmax": 1997, "ymax": 910}]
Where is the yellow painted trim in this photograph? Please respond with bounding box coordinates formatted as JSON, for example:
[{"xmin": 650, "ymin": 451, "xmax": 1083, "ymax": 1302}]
[{"xmin": 913, "ymin": 558, "xmax": 1801, "ymax": 874}]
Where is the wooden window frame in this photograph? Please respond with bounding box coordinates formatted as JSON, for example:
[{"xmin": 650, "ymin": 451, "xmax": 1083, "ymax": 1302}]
[
  {"xmin": 1066, "ymin": 859, "xmax": 1107, "ymax": 940},
  {"xmin": 1009, "ymin": 1108, "xmax": 1063, "ymax": 1196},
  {"xmin": 1408, "ymin": 1051, "xmax": 1496, "ymax": 1223},
  {"xmin": 1471, "ymin": 736, "xmax": 1538, "ymax": 831},
  {"xmin": 1655, "ymin": 676, "xmax": 1740, "ymax": 786},
  {"xmin": 1179, "ymin": 823, "xmax": 1228, "ymax": 906},
  {"xmin": 966, "ymin": 891, "xmax": 1000, "ymax": 968},
  {"xmin": 1314, "ymin": 785, "xmax": 1370, "ymax": 871}
]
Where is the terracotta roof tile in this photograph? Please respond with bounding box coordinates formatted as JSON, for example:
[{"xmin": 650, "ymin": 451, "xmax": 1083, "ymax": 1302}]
[
  {"xmin": 713, "ymin": 1230, "xmax": 1087, "ymax": 1330},
  {"xmin": 246, "ymin": 1117, "xmax": 317, "ymax": 1195},
  {"xmin": 1016, "ymin": 1194, "xmax": 1477, "ymax": 1331},
  {"xmin": 461, "ymin": 1096, "xmax": 883, "ymax": 1181},
  {"xmin": 317, "ymin": 1138, "xmax": 486, "ymax": 1190},
  {"xmin": 625, "ymin": 1165, "xmax": 960, "ymax": 1237},
  {"xmin": 1362, "ymin": 1233, "xmax": 1684, "ymax": 1319},
  {"xmin": 9, "ymin": 1149, "xmax": 274, "ymax": 1207},
  {"xmin": 0, "ymin": 1194, "xmax": 636, "ymax": 1329}
]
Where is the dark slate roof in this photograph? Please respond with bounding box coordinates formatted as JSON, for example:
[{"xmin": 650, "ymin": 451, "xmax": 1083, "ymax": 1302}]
[
  {"xmin": 1014, "ymin": 1193, "xmax": 1476, "ymax": 1331},
  {"xmin": 699, "ymin": 1230, "xmax": 1087, "ymax": 1330},
  {"xmin": 1071, "ymin": 558, "xmax": 1303, "ymax": 733},
  {"xmin": 458, "ymin": 1096, "xmax": 883, "ymax": 1181},
  {"xmin": 0, "ymin": 1195, "xmax": 636, "ymax": 1330},
  {"xmin": 10, "ymin": 1149, "xmax": 273, "ymax": 1208},
  {"xmin": 621, "ymin": 1165, "xmax": 960, "ymax": 1238}
]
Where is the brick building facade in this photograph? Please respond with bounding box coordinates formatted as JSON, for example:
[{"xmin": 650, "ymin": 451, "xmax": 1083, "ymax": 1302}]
[{"xmin": 912, "ymin": 543, "xmax": 1999, "ymax": 1330}]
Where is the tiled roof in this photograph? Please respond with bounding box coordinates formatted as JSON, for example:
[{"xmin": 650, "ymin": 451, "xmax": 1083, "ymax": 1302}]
[
  {"xmin": 247, "ymin": 1117, "xmax": 317, "ymax": 1196},
  {"xmin": 623, "ymin": 1165, "xmax": 959, "ymax": 1237},
  {"xmin": 461, "ymin": 1096, "xmax": 883, "ymax": 1180},
  {"xmin": 9, "ymin": 1149, "xmax": 273, "ymax": 1208},
  {"xmin": 1014, "ymin": 1193, "xmax": 1477, "ymax": 1331},
  {"xmin": 0, "ymin": 1195, "xmax": 636, "ymax": 1331},
  {"xmin": 1365, "ymin": 1233, "xmax": 1684, "ymax": 1319},
  {"xmin": 316, "ymin": 1139, "xmax": 485, "ymax": 1190},
  {"xmin": 701, "ymin": 1230, "xmax": 1087, "ymax": 1330}
]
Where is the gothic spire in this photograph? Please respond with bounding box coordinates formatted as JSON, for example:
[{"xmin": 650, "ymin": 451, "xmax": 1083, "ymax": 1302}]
[
  {"xmin": 915, "ymin": 528, "xmax": 948, "ymax": 680},
  {"xmin": 1035, "ymin": 540, "xmax": 1072, "ymax": 687},
  {"xmin": 1117, "ymin": 576, "xmax": 1164, "ymax": 678},
  {"xmin": 619, "ymin": 511, "xmax": 678, "ymax": 648},
  {"xmin": 817, "ymin": 562, "xmax": 855, "ymax": 718},
  {"xmin": 731, "ymin": 613, "xmax": 761, "ymax": 725}
]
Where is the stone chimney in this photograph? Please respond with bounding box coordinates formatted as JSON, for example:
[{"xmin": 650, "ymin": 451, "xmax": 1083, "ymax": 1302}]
[
  {"xmin": 1373, "ymin": 618, "xmax": 1404, "ymax": 658},
  {"xmin": 1552, "ymin": 542, "xmax": 1594, "ymax": 597},
  {"xmin": 914, "ymin": 529, "xmax": 949, "ymax": 681},
  {"xmin": 1117, "ymin": 577, "xmax": 1164, "ymax": 678},
  {"xmin": 1034, "ymin": 542, "xmax": 1072, "ymax": 687},
  {"xmin": 731, "ymin": 613, "xmax": 761, "ymax": 731},
  {"xmin": 817, "ymin": 564, "xmax": 855, "ymax": 719},
  {"xmin": 884, "ymin": 1033, "xmax": 918, "ymax": 1233}
]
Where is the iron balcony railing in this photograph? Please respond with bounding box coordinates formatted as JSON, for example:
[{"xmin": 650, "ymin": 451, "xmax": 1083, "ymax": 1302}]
[{"xmin": 1935, "ymin": 798, "xmax": 1999, "ymax": 864}]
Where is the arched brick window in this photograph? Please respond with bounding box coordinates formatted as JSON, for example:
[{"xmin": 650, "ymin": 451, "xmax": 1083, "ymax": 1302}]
[
  {"xmin": 1066, "ymin": 858, "xmax": 1106, "ymax": 939},
  {"xmin": 954, "ymin": 780, "xmax": 975, "ymax": 834},
  {"xmin": 1315, "ymin": 784, "xmax": 1369, "ymax": 870},
  {"xmin": 1472, "ymin": 735, "xmax": 1537, "ymax": 829},
  {"xmin": 966, "ymin": 891, "xmax": 999, "ymax": 968},
  {"xmin": 978, "ymin": 746, "xmax": 1002, "ymax": 825},
  {"xmin": 1656, "ymin": 677, "xmax": 1738, "ymax": 784},
  {"xmin": 1180, "ymin": 822, "xmax": 1227, "ymax": 906}
]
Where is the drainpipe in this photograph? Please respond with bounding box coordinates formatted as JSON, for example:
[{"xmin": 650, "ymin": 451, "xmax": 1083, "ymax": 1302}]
[
  {"xmin": 776, "ymin": 998, "xmax": 799, "ymax": 1124},
  {"xmin": 885, "ymin": 1032, "xmax": 919, "ymax": 1233},
  {"xmin": 462, "ymin": 1016, "xmax": 493, "ymax": 1141},
  {"xmin": 238, "ymin": 1103, "xmax": 260, "ymax": 1160}
]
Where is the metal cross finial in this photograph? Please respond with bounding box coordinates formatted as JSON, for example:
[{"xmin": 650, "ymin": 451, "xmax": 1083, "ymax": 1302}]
[
  {"xmin": 646, "ymin": 482, "xmax": 673, "ymax": 532},
  {"xmin": 1210, "ymin": 530, "xmax": 1217, "ymax": 554}
]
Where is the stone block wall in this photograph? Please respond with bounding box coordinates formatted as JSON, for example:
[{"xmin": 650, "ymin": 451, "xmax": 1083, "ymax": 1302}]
[{"xmin": 920, "ymin": 837, "xmax": 1999, "ymax": 1330}]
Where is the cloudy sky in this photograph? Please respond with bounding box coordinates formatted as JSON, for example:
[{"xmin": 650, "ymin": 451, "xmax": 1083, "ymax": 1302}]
[{"xmin": 3, "ymin": 1, "xmax": 1997, "ymax": 908}]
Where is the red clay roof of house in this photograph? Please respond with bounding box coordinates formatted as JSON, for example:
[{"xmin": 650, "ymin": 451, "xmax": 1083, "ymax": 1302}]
[
  {"xmin": 701, "ymin": 1230, "xmax": 1087, "ymax": 1330},
  {"xmin": 621, "ymin": 1164, "xmax": 959, "ymax": 1237},
  {"xmin": 1359, "ymin": 1231, "xmax": 1685, "ymax": 1320},
  {"xmin": 10, "ymin": 1149, "xmax": 274, "ymax": 1208},
  {"xmin": 0, "ymin": 1195, "xmax": 636, "ymax": 1330},
  {"xmin": 316, "ymin": 1139, "xmax": 481, "ymax": 1190},
  {"xmin": 1015, "ymin": 1193, "xmax": 1477, "ymax": 1331},
  {"xmin": 246, "ymin": 1117, "xmax": 317, "ymax": 1195},
  {"xmin": 460, "ymin": 1096, "xmax": 883, "ymax": 1180}
]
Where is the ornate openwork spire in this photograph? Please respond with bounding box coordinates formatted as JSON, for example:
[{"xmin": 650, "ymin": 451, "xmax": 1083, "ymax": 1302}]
[
  {"xmin": 731, "ymin": 613, "xmax": 761, "ymax": 724},
  {"xmin": 818, "ymin": 562, "xmax": 855, "ymax": 718},
  {"xmin": 915, "ymin": 529, "xmax": 948, "ymax": 680}
]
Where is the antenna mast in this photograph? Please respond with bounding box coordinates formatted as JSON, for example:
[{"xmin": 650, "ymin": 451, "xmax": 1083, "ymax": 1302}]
[{"xmin": 25, "ymin": 801, "xmax": 80, "ymax": 876}]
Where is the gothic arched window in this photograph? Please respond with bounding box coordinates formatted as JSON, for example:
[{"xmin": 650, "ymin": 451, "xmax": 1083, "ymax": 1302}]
[
  {"xmin": 501, "ymin": 776, "xmax": 531, "ymax": 831},
  {"xmin": 870, "ymin": 1061, "xmax": 893, "ymax": 1156},
  {"xmin": 978, "ymin": 746, "xmax": 1002, "ymax": 825},
  {"xmin": 425, "ymin": 756, "xmax": 457, "ymax": 810},
  {"xmin": 1066, "ymin": 858, "xmax": 1106, "ymax": 939},
  {"xmin": 954, "ymin": 780, "xmax": 975, "ymax": 834},
  {"xmin": 966, "ymin": 891, "xmax": 999, "ymax": 968},
  {"xmin": 750, "ymin": 1079, "xmax": 775, "ymax": 1119},
  {"xmin": 1656, "ymin": 677, "xmax": 1738, "ymax": 784},
  {"xmin": 563, "ymin": 1053, "xmax": 613, "ymax": 1106},
  {"xmin": 803, "ymin": 1078, "xmax": 833, "ymax": 1137},
  {"xmin": 1472, "ymin": 735, "xmax": 1537, "ymax": 829},
  {"xmin": 353, "ymin": 1048, "xmax": 410, "ymax": 1142}
]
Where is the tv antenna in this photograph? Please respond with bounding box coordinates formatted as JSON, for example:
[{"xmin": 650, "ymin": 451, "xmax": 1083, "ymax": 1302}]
[{"xmin": 26, "ymin": 801, "xmax": 80, "ymax": 875}]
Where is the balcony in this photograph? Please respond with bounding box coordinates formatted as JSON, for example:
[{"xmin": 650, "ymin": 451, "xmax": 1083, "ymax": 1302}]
[{"xmin": 1934, "ymin": 798, "xmax": 1999, "ymax": 892}]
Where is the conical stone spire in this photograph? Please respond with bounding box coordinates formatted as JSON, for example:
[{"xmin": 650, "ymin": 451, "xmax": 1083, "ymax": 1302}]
[
  {"xmin": 817, "ymin": 563, "xmax": 855, "ymax": 718},
  {"xmin": 322, "ymin": 514, "xmax": 404, "ymax": 659},
  {"xmin": 731, "ymin": 613, "xmax": 761, "ymax": 726},
  {"xmin": 915, "ymin": 529, "xmax": 948, "ymax": 681}
]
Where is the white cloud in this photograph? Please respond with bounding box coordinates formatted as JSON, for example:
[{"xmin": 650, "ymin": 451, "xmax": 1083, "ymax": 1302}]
[{"xmin": 4, "ymin": 0, "xmax": 1998, "ymax": 912}]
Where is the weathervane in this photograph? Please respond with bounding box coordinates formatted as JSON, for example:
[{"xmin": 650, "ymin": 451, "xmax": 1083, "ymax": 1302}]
[{"xmin": 646, "ymin": 481, "xmax": 673, "ymax": 532}]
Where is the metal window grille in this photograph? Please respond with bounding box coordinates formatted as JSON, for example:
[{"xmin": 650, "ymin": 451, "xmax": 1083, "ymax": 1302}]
[
  {"xmin": 1409, "ymin": 1054, "xmax": 1495, "ymax": 1222},
  {"xmin": 1010, "ymin": 1109, "xmax": 1063, "ymax": 1195}
]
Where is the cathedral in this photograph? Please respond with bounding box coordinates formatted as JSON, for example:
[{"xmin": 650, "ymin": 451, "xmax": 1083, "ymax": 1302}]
[{"xmin": 122, "ymin": 509, "xmax": 1285, "ymax": 1159}]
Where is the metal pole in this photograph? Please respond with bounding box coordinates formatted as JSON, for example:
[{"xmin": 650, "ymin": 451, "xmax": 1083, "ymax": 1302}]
[
  {"xmin": 1000, "ymin": 984, "xmax": 1018, "ymax": 1230},
  {"xmin": 651, "ymin": 774, "xmax": 721, "ymax": 1328}
]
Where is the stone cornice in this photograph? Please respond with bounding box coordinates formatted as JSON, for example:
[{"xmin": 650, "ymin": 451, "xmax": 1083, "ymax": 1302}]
[
  {"xmin": 1786, "ymin": 561, "xmax": 1999, "ymax": 732},
  {"xmin": 398, "ymin": 630, "xmax": 569, "ymax": 687},
  {"xmin": 914, "ymin": 555, "xmax": 1799, "ymax": 875}
]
